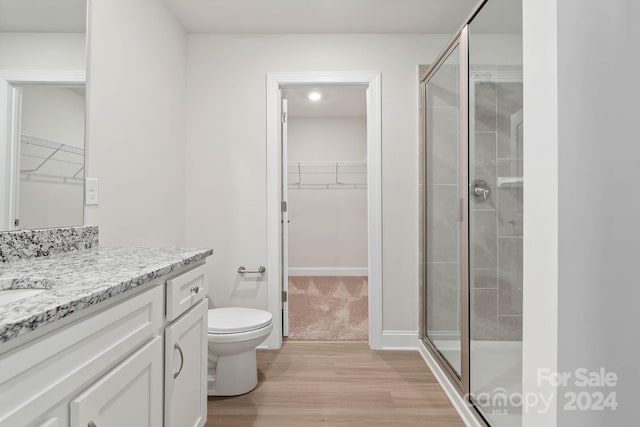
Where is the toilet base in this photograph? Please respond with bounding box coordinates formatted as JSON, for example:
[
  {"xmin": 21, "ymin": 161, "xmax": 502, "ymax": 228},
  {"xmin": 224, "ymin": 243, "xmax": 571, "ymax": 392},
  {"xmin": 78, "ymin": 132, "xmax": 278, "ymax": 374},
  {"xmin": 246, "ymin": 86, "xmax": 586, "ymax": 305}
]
[{"xmin": 208, "ymin": 348, "xmax": 258, "ymax": 396}]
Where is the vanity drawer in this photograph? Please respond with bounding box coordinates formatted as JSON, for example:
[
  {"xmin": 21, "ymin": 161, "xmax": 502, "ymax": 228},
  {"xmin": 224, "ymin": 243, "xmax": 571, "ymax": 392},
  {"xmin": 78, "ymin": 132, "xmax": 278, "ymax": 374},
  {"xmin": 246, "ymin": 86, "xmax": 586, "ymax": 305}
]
[{"xmin": 166, "ymin": 265, "xmax": 208, "ymax": 322}]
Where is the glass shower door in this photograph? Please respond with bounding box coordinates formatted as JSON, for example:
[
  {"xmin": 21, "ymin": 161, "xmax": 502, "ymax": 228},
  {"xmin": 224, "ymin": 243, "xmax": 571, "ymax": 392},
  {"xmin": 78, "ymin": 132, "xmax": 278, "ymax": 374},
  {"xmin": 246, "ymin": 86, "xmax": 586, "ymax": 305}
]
[
  {"xmin": 421, "ymin": 1, "xmax": 523, "ymax": 425},
  {"xmin": 468, "ymin": 2, "xmax": 523, "ymax": 424},
  {"xmin": 424, "ymin": 45, "xmax": 463, "ymax": 376}
]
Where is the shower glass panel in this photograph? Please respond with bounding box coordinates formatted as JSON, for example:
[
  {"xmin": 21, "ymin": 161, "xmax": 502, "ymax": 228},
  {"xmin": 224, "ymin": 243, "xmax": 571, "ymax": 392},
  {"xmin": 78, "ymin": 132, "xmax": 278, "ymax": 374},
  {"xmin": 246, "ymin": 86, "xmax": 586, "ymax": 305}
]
[
  {"xmin": 425, "ymin": 45, "xmax": 462, "ymax": 376},
  {"xmin": 468, "ymin": 1, "xmax": 523, "ymax": 425}
]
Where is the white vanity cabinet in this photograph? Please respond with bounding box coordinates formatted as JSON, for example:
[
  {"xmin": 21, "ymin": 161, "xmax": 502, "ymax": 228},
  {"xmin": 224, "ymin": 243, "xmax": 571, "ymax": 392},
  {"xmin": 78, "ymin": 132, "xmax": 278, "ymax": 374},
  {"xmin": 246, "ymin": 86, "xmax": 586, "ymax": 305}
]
[
  {"xmin": 0, "ymin": 284, "xmax": 164, "ymax": 427},
  {"xmin": 0, "ymin": 262, "xmax": 210, "ymax": 427},
  {"xmin": 164, "ymin": 265, "xmax": 209, "ymax": 427}
]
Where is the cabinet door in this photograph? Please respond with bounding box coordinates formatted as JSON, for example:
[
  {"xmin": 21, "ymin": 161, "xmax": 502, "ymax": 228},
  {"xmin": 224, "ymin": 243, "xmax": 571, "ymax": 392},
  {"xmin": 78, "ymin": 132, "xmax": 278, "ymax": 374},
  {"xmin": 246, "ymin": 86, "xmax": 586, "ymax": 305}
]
[
  {"xmin": 165, "ymin": 299, "xmax": 208, "ymax": 427},
  {"xmin": 70, "ymin": 336, "xmax": 162, "ymax": 427}
]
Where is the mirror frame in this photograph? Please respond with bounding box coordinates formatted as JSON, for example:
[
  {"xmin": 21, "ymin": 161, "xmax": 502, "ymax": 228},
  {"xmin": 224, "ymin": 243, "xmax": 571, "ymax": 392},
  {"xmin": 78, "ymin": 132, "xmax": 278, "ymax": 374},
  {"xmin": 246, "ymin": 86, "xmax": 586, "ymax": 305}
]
[{"xmin": 0, "ymin": 70, "xmax": 86, "ymax": 231}]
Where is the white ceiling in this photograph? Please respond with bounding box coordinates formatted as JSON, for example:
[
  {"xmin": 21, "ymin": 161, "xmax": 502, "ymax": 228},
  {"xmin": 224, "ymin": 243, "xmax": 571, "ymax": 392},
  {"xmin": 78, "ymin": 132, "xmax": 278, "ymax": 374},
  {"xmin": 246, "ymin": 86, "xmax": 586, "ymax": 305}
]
[
  {"xmin": 0, "ymin": 0, "xmax": 86, "ymax": 33},
  {"xmin": 0, "ymin": 0, "xmax": 520, "ymax": 36},
  {"xmin": 164, "ymin": 0, "xmax": 485, "ymax": 34},
  {"xmin": 286, "ymin": 86, "xmax": 366, "ymax": 118}
]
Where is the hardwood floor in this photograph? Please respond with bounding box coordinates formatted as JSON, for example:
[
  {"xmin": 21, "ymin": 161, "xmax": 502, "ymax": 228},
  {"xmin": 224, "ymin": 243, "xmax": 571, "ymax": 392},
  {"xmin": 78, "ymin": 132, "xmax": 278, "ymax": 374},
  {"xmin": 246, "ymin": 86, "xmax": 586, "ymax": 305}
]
[{"xmin": 207, "ymin": 341, "xmax": 464, "ymax": 426}]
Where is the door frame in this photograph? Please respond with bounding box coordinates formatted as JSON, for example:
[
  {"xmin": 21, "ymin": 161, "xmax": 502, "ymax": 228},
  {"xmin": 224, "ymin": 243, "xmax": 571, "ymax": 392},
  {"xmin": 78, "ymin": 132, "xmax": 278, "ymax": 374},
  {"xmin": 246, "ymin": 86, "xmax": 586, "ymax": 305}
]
[
  {"xmin": 420, "ymin": 28, "xmax": 470, "ymax": 394},
  {"xmin": 0, "ymin": 70, "xmax": 86, "ymax": 230},
  {"xmin": 265, "ymin": 71, "xmax": 382, "ymax": 349}
]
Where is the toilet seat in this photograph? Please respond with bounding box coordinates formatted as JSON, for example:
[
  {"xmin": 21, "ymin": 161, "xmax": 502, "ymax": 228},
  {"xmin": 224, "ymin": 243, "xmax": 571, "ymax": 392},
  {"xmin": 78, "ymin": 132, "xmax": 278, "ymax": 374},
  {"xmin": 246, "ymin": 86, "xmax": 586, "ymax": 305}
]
[
  {"xmin": 207, "ymin": 322, "xmax": 273, "ymax": 344},
  {"xmin": 207, "ymin": 307, "xmax": 273, "ymax": 334}
]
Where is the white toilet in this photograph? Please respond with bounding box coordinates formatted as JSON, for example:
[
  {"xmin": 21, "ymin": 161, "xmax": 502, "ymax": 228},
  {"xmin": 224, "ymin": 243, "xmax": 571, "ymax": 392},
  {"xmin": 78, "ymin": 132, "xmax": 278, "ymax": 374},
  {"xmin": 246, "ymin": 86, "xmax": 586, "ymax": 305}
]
[{"xmin": 207, "ymin": 307, "xmax": 273, "ymax": 396}]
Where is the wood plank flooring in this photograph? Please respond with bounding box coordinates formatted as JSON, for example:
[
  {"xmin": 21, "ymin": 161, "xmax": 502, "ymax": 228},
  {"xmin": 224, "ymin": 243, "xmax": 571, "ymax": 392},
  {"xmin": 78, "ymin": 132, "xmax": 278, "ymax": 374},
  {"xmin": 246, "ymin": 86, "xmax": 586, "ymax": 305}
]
[{"xmin": 207, "ymin": 341, "xmax": 464, "ymax": 426}]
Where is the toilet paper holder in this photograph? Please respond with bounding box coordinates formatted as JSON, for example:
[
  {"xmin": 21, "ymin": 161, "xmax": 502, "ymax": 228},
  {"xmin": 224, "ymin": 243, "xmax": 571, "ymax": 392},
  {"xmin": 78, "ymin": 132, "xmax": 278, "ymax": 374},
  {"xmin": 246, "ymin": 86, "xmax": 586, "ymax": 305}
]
[{"xmin": 237, "ymin": 266, "xmax": 266, "ymax": 274}]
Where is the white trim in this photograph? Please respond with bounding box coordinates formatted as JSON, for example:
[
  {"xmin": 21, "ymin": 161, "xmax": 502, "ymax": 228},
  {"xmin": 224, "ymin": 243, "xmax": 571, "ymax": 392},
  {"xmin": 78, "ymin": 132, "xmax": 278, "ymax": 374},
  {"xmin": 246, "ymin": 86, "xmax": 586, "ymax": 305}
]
[
  {"xmin": 265, "ymin": 71, "xmax": 383, "ymax": 350},
  {"xmin": 418, "ymin": 340, "xmax": 482, "ymax": 427},
  {"xmin": 381, "ymin": 330, "xmax": 418, "ymax": 350},
  {"xmin": 0, "ymin": 80, "xmax": 18, "ymax": 230},
  {"xmin": 427, "ymin": 331, "xmax": 462, "ymax": 343},
  {"xmin": 0, "ymin": 70, "xmax": 86, "ymax": 230},
  {"xmin": 287, "ymin": 267, "xmax": 368, "ymax": 277},
  {"xmin": 0, "ymin": 70, "xmax": 85, "ymax": 84},
  {"xmin": 281, "ymin": 98, "xmax": 289, "ymax": 337}
]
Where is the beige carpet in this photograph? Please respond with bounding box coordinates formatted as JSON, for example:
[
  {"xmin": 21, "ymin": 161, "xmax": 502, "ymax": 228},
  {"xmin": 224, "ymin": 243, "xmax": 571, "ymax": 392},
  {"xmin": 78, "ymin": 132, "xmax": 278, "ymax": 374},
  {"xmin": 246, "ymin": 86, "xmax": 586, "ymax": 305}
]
[{"xmin": 287, "ymin": 276, "xmax": 368, "ymax": 341}]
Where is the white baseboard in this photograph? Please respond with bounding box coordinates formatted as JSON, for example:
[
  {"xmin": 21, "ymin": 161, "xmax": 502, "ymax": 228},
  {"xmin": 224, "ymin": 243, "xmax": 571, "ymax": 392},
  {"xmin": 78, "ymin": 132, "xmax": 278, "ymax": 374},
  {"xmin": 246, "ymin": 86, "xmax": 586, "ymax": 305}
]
[
  {"xmin": 288, "ymin": 267, "xmax": 368, "ymax": 277},
  {"xmin": 427, "ymin": 330, "xmax": 461, "ymax": 343},
  {"xmin": 417, "ymin": 341, "xmax": 482, "ymax": 427},
  {"xmin": 380, "ymin": 330, "xmax": 418, "ymax": 350}
]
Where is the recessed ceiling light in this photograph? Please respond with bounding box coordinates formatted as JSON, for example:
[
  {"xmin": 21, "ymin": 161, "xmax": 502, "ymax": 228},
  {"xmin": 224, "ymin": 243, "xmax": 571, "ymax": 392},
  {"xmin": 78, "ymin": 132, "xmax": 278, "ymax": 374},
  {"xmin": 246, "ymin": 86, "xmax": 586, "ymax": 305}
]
[{"xmin": 308, "ymin": 91, "xmax": 322, "ymax": 101}]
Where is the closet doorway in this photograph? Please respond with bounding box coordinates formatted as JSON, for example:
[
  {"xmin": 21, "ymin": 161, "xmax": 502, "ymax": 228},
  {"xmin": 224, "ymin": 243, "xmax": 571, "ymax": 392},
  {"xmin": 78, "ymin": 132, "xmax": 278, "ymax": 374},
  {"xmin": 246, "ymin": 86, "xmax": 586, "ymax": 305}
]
[
  {"xmin": 265, "ymin": 71, "xmax": 382, "ymax": 349},
  {"xmin": 283, "ymin": 85, "xmax": 368, "ymax": 341}
]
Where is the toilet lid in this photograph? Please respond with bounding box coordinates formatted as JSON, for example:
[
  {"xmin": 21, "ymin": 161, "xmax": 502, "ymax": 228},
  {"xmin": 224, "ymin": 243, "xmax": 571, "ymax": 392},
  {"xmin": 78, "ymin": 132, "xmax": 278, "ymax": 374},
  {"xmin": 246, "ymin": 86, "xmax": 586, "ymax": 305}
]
[{"xmin": 208, "ymin": 307, "xmax": 273, "ymax": 334}]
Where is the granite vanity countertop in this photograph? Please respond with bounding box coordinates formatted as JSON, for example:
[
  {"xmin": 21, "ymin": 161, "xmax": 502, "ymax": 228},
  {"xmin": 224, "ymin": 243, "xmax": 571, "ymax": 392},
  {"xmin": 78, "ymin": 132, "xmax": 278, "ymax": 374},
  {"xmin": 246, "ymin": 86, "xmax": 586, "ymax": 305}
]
[{"xmin": 0, "ymin": 247, "xmax": 213, "ymax": 344}]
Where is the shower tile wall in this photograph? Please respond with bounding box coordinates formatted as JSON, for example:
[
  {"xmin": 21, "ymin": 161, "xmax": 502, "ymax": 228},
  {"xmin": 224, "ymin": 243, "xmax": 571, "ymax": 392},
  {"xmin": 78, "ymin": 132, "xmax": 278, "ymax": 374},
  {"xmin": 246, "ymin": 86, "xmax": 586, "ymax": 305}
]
[{"xmin": 471, "ymin": 67, "xmax": 523, "ymax": 341}]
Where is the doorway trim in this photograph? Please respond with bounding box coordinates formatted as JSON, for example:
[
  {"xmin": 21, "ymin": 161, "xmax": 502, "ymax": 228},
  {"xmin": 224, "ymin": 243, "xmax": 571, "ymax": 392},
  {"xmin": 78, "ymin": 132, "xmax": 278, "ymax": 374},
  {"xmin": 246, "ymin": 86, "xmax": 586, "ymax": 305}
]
[{"xmin": 265, "ymin": 71, "xmax": 382, "ymax": 349}]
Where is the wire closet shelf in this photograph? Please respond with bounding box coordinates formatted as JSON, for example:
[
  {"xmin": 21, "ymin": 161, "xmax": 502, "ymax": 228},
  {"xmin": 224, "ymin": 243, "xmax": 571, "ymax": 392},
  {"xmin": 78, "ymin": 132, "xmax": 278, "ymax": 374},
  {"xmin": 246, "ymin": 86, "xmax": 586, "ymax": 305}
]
[
  {"xmin": 287, "ymin": 160, "xmax": 367, "ymax": 189},
  {"xmin": 20, "ymin": 134, "xmax": 85, "ymax": 184}
]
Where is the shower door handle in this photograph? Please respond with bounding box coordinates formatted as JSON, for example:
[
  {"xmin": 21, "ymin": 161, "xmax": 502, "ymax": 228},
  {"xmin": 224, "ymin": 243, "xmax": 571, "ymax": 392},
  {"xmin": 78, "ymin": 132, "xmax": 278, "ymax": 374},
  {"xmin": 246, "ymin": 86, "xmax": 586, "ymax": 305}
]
[
  {"xmin": 474, "ymin": 186, "xmax": 489, "ymax": 200},
  {"xmin": 472, "ymin": 180, "xmax": 491, "ymax": 201}
]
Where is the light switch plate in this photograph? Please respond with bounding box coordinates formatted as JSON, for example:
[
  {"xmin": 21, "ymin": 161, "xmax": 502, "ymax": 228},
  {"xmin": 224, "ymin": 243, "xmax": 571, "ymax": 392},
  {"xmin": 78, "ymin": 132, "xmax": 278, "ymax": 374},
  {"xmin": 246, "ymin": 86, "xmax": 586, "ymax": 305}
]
[{"xmin": 85, "ymin": 178, "xmax": 99, "ymax": 206}]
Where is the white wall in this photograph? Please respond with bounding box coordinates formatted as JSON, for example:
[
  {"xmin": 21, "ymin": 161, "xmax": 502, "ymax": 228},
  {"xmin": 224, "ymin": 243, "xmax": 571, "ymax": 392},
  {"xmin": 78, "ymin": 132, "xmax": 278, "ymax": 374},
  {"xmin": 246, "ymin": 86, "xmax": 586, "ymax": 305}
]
[
  {"xmin": 287, "ymin": 117, "xmax": 367, "ymax": 271},
  {"xmin": 21, "ymin": 86, "xmax": 85, "ymax": 148},
  {"xmin": 19, "ymin": 180, "xmax": 83, "ymax": 229},
  {"xmin": 184, "ymin": 33, "xmax": 451, "ymax": 329},
  {"xmin": 523, "ymin": 0, "xmax": 640, "ymax": 425},
  {"xmin": 19, "ymin": 86, "xmax": 85, "ymax": 229},
  {"xmin": 522, "ymin": 0, "xmax": 559, "ymax": 425},
  {"xmin": 85, "ymin": 0, "xmax": 187, "ymax": 247},
  {"xmin": 556, "ymin": 0, "xmax": 639, "ymax": 425},
  {"xmin": 0, "ymin": 33, "xmax": 85, "ymax": 71}
]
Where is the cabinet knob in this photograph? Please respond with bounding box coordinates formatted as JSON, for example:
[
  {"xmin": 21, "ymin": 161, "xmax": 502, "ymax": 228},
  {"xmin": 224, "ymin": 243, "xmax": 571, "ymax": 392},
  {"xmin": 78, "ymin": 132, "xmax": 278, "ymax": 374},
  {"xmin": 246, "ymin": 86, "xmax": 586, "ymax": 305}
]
[
  {"xmin": 191, "ymin": 286, "xmax": 200, "ymax": 294},
  {"xmin": 88, "ymin": 422, "xmax": 97, "ymax": 427}
]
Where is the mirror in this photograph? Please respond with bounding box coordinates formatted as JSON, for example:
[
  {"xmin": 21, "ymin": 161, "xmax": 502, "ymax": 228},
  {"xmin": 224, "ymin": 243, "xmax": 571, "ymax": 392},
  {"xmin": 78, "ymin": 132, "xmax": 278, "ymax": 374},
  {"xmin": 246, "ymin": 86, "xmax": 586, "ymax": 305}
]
[{"xmin": 0, "ymin": 0, "xmax": 87, "ymax": 231}]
